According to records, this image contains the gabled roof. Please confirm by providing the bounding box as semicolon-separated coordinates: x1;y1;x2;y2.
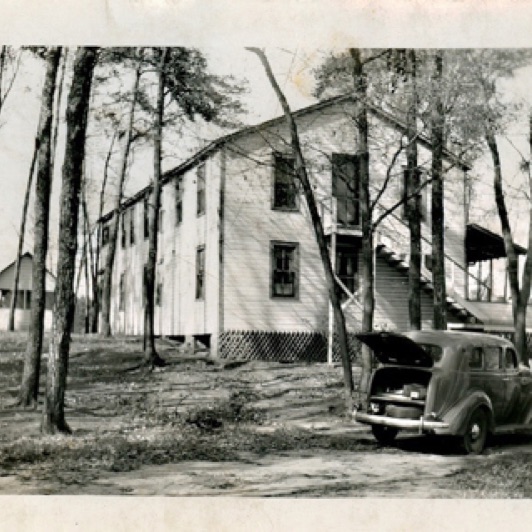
100;93;471;223
0;252;33;278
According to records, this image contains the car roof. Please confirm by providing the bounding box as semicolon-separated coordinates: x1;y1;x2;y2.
402;330;514;349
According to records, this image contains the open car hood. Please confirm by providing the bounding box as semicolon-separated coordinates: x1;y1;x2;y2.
356;332;434;368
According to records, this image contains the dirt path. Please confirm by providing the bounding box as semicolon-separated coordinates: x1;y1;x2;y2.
2;337;532;497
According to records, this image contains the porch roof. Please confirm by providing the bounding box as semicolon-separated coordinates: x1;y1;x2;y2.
466;223;527;263
453;298;532;333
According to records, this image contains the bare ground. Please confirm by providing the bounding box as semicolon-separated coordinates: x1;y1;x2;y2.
1;333;532;497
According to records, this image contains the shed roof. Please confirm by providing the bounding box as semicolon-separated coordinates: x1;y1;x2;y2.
466;223;527;263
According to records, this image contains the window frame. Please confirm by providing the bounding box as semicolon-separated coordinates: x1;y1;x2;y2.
129;205;135;245
504;347;519;372
175;177;183;225
101;224;110;247
155;282;163;307
119;273;125;311
335;244;359;301
158;209;164;233
331;153;359;226
196;245;206;300
402;167;428;221
197;163;206;217
484;346;502;372
270;241;300;299
272;153;299;212
120;211;127;249
143;195;149;240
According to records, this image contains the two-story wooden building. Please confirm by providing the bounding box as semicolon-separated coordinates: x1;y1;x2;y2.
98;94;529;361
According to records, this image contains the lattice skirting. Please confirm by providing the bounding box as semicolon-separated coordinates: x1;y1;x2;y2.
218;330;361;362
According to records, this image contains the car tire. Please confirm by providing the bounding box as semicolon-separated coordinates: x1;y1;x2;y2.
462;408;489;455
371;425;399;445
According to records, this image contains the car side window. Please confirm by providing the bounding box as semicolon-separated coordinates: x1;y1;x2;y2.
469;347;483;370
504;348;519;371
484;346;502;371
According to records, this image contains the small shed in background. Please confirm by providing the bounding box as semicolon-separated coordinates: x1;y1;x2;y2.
0;252;55;331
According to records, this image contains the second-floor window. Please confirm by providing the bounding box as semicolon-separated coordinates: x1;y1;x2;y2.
273;154;298;210
402;168;428;221
332;154;359;226
197;164;206;216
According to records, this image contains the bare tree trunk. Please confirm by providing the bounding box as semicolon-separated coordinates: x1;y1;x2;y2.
8;149;37;331
50;48;67;180
18;47;62;407
92;132;117;333
0;46;6;112
431;50;447;330
406;49;422;331
486;123;532;366
0;46;21;116
42;47;98;434
248;47;354;408
144;48;168;368
100;58;142;338
80;183;94;334
7;49;56;332
350;48;374;406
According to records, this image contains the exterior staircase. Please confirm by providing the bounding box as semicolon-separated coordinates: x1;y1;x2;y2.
375;242;476;324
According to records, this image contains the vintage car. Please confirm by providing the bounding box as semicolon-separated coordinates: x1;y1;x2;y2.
353;330;532;454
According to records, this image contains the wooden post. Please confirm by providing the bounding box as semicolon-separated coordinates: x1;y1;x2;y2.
327;197;337;365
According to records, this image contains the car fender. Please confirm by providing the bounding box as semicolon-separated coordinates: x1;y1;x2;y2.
440;391;494;436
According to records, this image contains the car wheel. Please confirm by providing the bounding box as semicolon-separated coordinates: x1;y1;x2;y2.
462;408;488;455
371;425;399;445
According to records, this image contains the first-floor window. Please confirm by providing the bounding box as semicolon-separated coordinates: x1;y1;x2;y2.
121;211;127;248
271;242;299;298
0;290;11;308
196;246;205;300
175;178;183;224
156;282;163;307
142;264;148;307
336;245;358;300
101;224;110;247
129;205;135;245
143;195;149;239
119;273;125;311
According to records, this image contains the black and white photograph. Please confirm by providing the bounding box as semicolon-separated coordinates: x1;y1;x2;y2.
2;1;532;530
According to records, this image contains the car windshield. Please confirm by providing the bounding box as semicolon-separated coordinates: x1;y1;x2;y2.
418;343;444;365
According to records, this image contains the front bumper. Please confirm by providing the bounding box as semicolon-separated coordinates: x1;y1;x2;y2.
354;411;450;434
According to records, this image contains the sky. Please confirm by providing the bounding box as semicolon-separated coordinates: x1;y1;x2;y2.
0;47;320;273
2;47;532;277
1;5;532;276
